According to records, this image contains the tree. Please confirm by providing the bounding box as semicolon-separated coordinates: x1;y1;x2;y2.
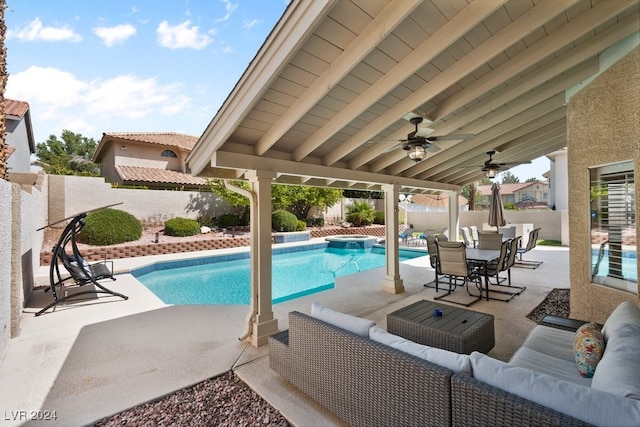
500;171;519;184
208;180;342;220
462;182;478;210
525;177;538;182
36;130;100;176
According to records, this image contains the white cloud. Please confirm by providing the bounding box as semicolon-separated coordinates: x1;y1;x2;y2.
243;19;259;29
93;24;137;47
217;0;239;23
156;20;212;50
7;18;82;42
6;66;191;139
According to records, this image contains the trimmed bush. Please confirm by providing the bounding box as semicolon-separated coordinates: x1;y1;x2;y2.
79;208;142;246
296;220;307;231
164;217;201;237
373;210;385;225
272;209;298;232
217;214;239;228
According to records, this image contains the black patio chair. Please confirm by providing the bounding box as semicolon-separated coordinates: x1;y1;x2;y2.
36;212;128;316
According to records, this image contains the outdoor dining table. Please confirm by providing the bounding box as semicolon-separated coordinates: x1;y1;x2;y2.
464;248;501;301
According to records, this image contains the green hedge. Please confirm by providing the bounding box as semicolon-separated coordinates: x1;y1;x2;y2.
272;209;298;232
164;217;201;237
79;208;142;246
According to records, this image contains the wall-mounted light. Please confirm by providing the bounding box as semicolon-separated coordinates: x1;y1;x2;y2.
121;145;127;150
403;142;428;162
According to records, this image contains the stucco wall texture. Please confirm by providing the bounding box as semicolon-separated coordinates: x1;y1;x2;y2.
568;46;640;322
0;179;12;358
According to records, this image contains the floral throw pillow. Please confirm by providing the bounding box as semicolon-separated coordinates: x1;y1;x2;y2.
573;322;605;378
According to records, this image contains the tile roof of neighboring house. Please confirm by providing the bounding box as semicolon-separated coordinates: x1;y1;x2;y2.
4;99;29;118
103;132;199;151
116;165;208;186
478;181;547;196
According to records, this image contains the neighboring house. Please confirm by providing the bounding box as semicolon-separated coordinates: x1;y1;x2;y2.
92;132;208;190
478;181;549;208
4;99;36;173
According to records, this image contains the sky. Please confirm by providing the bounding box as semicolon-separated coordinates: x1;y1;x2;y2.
4;0;289;142
4;0;550;181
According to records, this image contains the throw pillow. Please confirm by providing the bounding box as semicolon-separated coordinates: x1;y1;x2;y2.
573;322;605;378
310;301;374;337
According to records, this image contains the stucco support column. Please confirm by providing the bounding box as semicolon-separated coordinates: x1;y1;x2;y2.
381;184;404;294
446;189;460;242
245;170;278;346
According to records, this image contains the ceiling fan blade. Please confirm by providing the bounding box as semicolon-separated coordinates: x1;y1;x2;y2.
429;134;474;141
426;143;440;153
500;161;532;166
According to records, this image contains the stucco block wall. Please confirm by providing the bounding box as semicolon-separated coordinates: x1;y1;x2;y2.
0;180;12;358
48;175;232;226
568;46;640;322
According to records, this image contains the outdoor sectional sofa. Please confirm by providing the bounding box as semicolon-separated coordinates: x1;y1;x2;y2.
269;301;640;427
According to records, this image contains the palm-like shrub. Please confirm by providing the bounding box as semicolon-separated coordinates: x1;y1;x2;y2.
79;208;142;246
346;201;375;227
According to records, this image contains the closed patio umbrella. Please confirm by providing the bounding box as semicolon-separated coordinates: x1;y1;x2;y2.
488;182;506;232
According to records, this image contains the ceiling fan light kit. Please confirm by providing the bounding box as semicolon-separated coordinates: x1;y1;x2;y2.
484;167;498;178
404;142;428;162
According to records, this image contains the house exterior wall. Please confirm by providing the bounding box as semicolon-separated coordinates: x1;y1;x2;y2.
568;45;640;322
514;182;548;204
5;117;32;173
48;175;233;226
99;141;186;184
0;179;12;358
547;149;569;210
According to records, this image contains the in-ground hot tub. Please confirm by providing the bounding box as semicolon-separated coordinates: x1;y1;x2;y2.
325;235;379;249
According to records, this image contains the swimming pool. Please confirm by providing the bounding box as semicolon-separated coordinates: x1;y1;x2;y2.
591;249;637;282
132;243;425;305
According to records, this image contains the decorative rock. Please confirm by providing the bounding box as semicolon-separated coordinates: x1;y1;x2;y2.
200;226;212;234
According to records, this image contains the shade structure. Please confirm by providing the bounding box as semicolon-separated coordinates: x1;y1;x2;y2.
488;183;507;232
411;193;468;209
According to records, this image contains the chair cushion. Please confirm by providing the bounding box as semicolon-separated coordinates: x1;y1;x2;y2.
509;347;591;387
601;301;640;342
518;324;576;362
369;326;471;374
310;302;374;337
470;352;640;426
573;323;605;378
591;323;640;400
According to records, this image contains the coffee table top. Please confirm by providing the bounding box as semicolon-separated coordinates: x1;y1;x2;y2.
388;299;492;336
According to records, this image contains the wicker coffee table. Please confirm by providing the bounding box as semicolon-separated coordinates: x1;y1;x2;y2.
387;300;495;354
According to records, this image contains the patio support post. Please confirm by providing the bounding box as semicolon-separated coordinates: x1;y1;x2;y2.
246;170;279;347
381;184;404;294
447;190;460;242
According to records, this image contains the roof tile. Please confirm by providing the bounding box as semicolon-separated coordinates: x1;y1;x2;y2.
116;166;208;186
103;132;199;151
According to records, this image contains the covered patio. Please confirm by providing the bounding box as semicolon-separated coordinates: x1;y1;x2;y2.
186;0;639;346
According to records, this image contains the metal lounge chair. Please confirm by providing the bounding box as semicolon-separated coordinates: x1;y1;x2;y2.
398;226;415;245
36;212;128;316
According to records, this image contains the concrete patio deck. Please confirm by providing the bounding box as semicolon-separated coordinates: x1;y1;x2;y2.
0;241;569;426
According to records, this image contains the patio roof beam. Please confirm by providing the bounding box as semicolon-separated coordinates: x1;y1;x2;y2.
319;0;575;167
211;150;459;193
254;0;421;156
290;0;506;164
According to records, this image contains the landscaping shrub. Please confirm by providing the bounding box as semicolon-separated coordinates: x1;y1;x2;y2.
197;215;216;228
296;220;307;231
217;214;239;227
272;209;298;232
373;210;385;225
306;217;324;227
79;208;142;246
164;217;201;237
346;201;375;227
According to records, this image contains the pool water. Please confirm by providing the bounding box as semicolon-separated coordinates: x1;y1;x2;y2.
591;250;637;282
133;245;424;305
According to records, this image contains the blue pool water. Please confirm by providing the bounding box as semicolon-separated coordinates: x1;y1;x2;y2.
133;244;424;305
591;250;637;281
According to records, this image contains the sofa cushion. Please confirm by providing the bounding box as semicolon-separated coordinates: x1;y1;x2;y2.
519;324;577;362
509;347;591;387
369;326;471;374
310;302;374;337
573;323;605;378
470;352;640;426
591;323;640;400
601;301;640;342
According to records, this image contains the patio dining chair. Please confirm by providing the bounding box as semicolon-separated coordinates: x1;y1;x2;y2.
469;225;479;247
482;237;525;300
433;241;482;307
477;231;503;250
516;228;543;268
423;235;449;290
461;227;474;248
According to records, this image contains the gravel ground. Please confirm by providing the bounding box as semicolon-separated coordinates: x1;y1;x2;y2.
526;288;570;323
95;371;290;427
